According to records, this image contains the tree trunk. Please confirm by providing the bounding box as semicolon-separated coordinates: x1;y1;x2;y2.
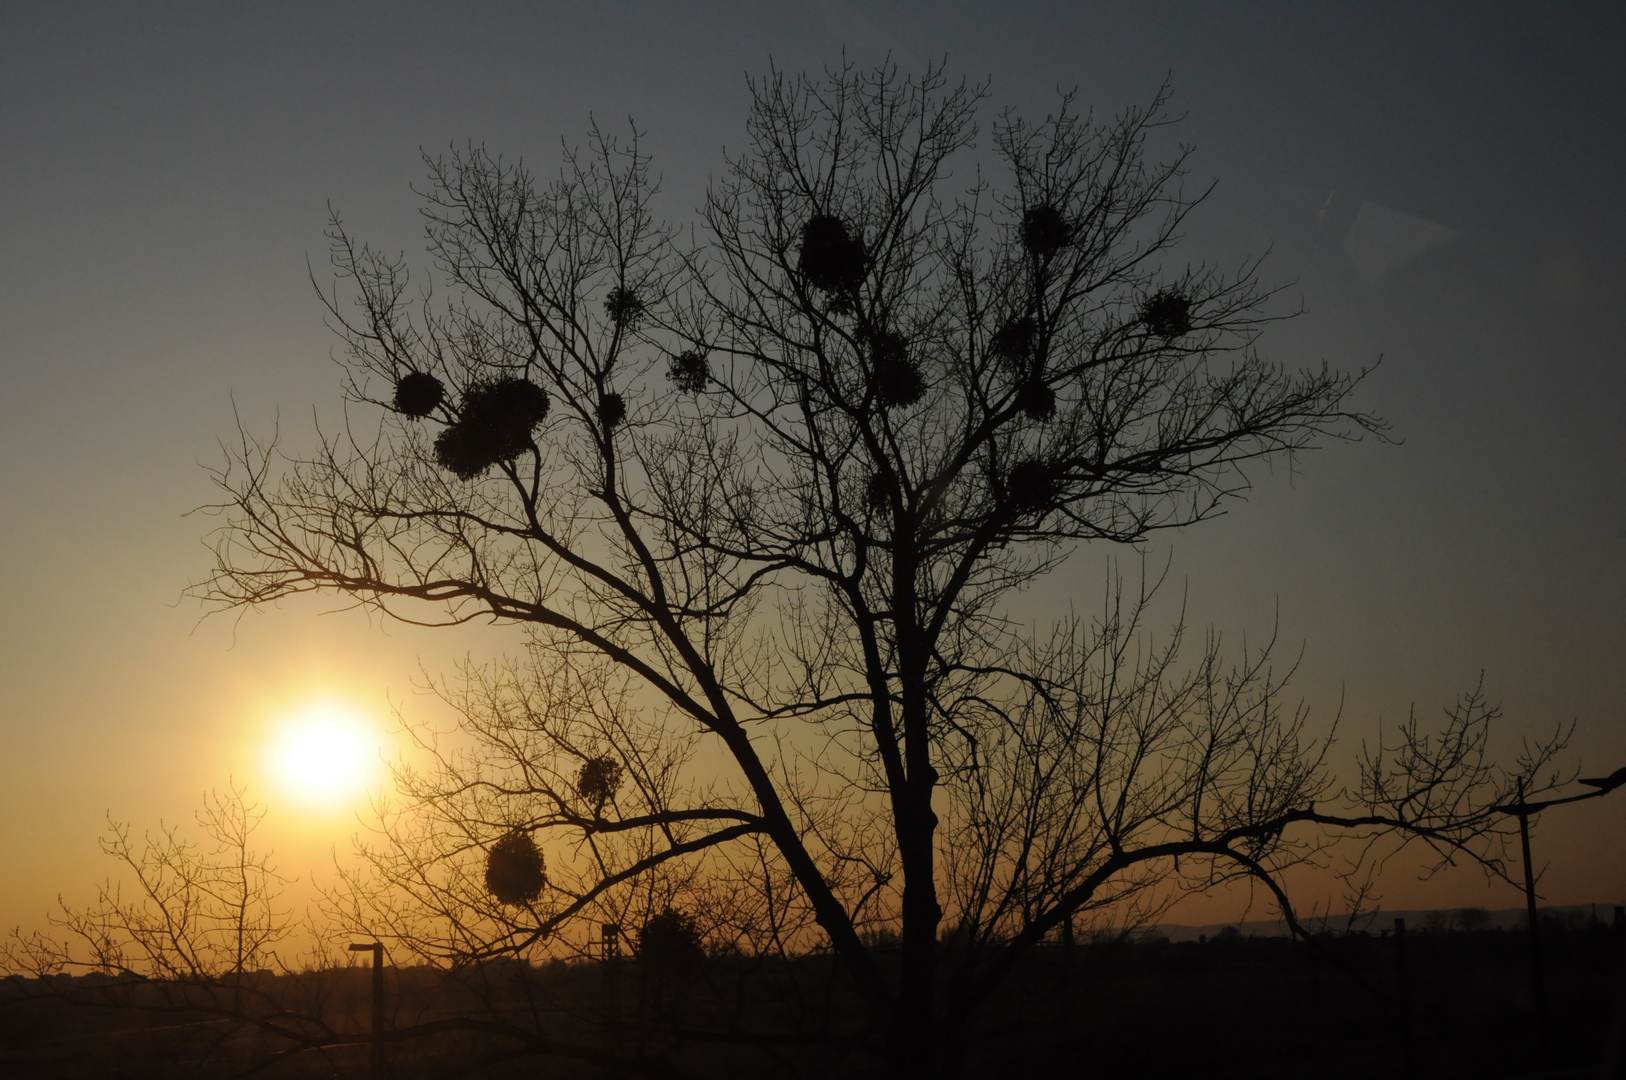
894;566;943;1080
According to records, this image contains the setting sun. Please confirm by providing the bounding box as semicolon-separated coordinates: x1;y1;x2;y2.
271;703;380;804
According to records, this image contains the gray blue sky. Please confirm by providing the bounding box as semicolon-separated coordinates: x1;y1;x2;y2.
2;1;1622;929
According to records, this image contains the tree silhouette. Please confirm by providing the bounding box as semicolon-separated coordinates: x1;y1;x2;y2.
6;787;294;985
1;788;355;1067
195;61;1563;1079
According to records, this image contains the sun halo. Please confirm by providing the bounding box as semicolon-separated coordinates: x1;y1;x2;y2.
271;703;380;805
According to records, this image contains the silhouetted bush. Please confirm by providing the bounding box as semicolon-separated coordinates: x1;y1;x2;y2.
485;830;546;905
667;349;709;393
1020;204;1070;257
1014;379;1056;420
1141;290;1193;338
604;286;643;327
1422;909;1456;934
1540;909;1587;933
575;755;623;808
639;907;705;981
799;214;866;293
869;330;924;409
393;371;445;418
989;316;1037;369
433;378;549;479
598;392;626;428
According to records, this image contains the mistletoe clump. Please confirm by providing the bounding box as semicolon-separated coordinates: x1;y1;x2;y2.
604;286;644;328
989;316;1037;370
1006;459;1059;510
576;755;624;808
485;830;546;905
1020;204;1071;257
1014;379;1056;421
865;472;891;515
433;378;549;479
869;330;924;410
393;371;445;418
597;392;626;429
1142;290;1194;338
667;350;709;394
799;214;866;294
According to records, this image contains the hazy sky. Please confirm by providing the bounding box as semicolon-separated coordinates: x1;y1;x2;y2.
3;1;1623;934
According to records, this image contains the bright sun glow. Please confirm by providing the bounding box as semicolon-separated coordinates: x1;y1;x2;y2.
272;703;378;804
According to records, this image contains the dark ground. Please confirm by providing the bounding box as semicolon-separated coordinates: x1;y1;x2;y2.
4;918;1623;1079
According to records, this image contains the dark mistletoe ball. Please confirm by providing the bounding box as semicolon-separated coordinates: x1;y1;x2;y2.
485;830;546;905
799;214;866;294
989;316;1037;369
604;286;644;328
433;377;549;479
598;392;627;429
1141;290;1193;338
1020;204;1071;257
1007;459;1059;510
1014;379;1056;421
667;350;709;394
576;755;624;807
865;472;891;514
869;330;924;410
393;371;445;418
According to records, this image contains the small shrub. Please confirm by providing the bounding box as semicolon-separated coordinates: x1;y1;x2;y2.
667;350;709;394
799;214;866;293
1020;204;1070;257
861;927;902;950
485;830;546;905
639;907;705;981
393;371;445;418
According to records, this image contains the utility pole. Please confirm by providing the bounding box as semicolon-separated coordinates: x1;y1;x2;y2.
1515;779;1549;1054
349;941;384;1078
601;924;620;1057
1487;764;1626;1060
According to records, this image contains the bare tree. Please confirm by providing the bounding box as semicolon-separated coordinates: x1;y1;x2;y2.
6;786;293;985
0;787;355;1069
192;61;1568;1078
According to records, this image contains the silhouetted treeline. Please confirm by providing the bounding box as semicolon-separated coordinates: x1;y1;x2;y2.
979;919;1625;1080
4;915;1624;1079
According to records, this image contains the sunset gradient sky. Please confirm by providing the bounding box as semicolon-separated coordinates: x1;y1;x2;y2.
2;1;1623;936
